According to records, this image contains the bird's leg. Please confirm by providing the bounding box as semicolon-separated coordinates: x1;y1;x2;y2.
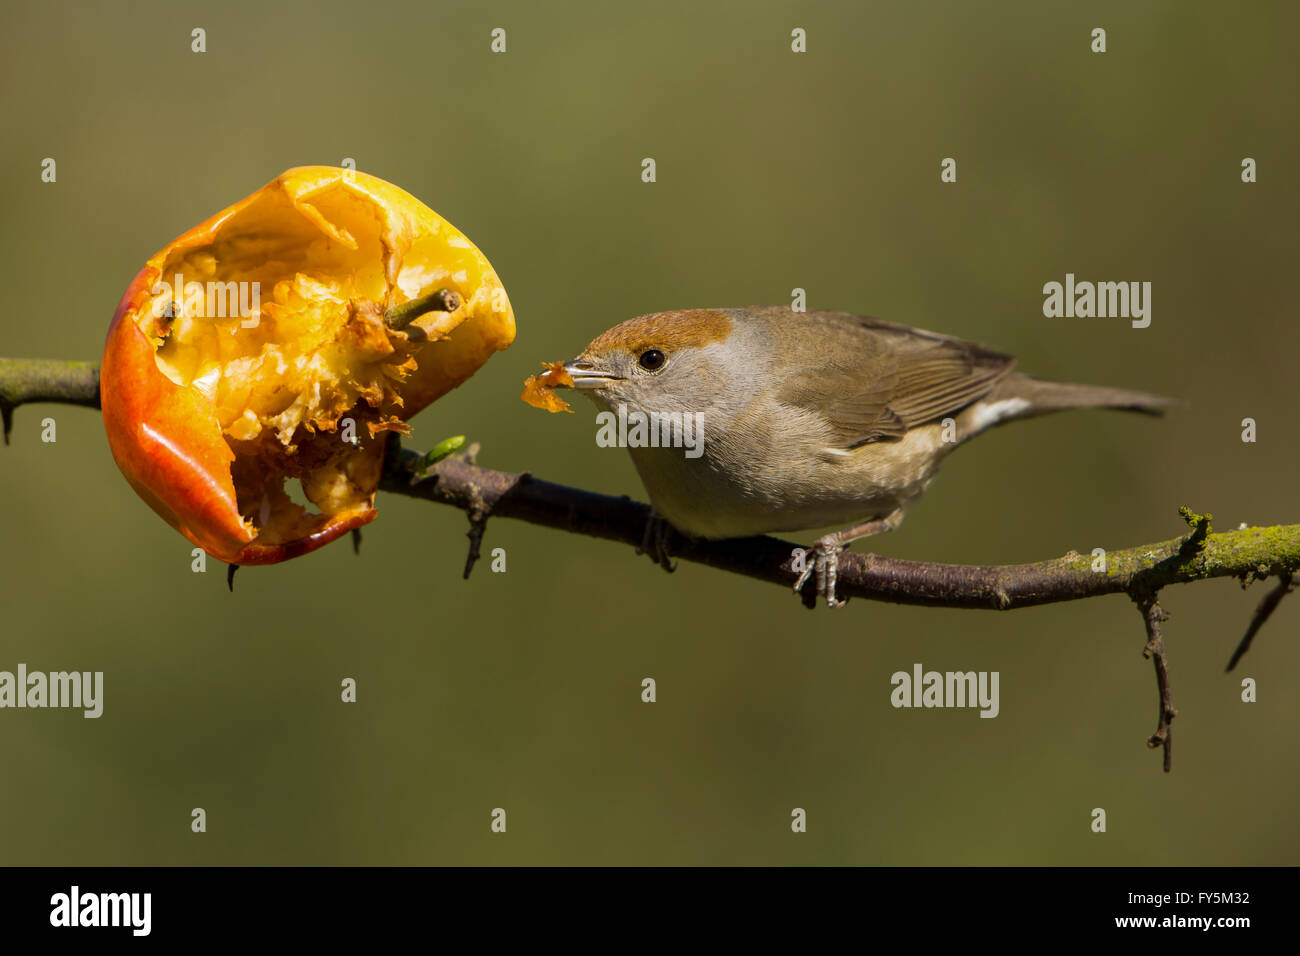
636;509;677;573
793;508;904;608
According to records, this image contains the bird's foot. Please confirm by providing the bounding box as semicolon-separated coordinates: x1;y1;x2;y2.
792;536;848;609
636;511;677;573
791;510;904;609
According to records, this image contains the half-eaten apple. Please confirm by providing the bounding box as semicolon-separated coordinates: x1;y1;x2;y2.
101;166;515;565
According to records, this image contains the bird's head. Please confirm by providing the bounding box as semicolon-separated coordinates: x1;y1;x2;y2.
563;309;743;418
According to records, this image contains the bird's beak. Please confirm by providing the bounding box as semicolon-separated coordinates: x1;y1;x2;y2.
563;358;622;390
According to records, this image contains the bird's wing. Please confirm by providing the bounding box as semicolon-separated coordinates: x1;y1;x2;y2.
776;316;1017;449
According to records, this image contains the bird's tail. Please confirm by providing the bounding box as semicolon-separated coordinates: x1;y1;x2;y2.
983;371;1177;423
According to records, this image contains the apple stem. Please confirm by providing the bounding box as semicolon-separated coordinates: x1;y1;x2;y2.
384;289;462;330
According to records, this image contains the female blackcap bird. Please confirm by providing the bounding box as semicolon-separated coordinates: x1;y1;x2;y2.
562;307;1173;607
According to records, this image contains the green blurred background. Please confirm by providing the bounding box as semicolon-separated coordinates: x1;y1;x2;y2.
1;0;1297;864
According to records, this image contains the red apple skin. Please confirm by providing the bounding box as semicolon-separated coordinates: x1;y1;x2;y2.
101;265;375;566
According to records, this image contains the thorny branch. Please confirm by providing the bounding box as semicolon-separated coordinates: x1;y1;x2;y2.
3;356;1298;772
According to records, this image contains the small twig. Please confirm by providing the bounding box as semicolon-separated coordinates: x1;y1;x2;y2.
383;289;461;331
398;437;495;579
1177;506;1212;553
457;456;495;579
1227;572;1298;671
1135;593;1176;772
0;359;100;444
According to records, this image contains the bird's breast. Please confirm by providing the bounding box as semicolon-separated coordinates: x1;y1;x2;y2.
623;419;950;539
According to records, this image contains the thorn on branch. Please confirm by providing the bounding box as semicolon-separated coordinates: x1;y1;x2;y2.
351;528;362;556
433;446;499;581
1135;593;1176;772
227;564;238;592
1;400;12;446
463;507;488;580
1226;572;1297;672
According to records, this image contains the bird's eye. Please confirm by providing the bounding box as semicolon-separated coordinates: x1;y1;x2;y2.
638;348;666;372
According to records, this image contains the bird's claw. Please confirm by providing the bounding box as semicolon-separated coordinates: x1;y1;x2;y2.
792;538;848;608
637;511;677;573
